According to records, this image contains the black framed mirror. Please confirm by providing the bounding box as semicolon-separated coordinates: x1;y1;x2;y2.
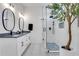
2;8;15;35
18;17;24;32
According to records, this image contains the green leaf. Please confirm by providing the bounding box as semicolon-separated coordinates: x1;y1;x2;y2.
75;5;79;15
47;3;60;10
52;4;60;10
48;3;79;22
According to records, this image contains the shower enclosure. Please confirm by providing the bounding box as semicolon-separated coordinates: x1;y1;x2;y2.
45;7;60;54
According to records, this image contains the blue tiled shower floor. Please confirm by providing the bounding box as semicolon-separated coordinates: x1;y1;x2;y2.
47;43;59;51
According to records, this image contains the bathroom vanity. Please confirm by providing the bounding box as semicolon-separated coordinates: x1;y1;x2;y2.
0;31;31;56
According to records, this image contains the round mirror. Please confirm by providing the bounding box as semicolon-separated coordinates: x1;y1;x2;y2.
19;17;24;31
2;8;15;31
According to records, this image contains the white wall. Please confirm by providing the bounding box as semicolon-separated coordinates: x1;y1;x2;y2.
24;6;43;43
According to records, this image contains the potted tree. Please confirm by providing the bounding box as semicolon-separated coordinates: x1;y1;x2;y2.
47;3;79;50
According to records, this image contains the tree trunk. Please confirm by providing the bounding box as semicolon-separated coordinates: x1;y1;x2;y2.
65;22;72;50
61;21;72;50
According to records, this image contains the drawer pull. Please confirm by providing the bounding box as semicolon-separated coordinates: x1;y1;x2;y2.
21;42;24;47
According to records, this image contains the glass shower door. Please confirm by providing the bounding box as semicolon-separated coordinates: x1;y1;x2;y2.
46;8;59;54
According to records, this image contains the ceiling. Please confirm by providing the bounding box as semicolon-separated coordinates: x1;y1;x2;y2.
17;3;48;7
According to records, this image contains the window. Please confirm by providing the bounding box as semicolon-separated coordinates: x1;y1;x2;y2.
59;22;64;29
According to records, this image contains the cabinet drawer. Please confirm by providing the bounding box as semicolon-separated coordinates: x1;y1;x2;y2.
17;35;31;56
17;36;26;55
17;41;23;55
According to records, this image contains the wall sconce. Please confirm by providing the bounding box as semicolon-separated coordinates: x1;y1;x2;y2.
3;3;15;11
19;13;24;18
9;3;14;8
19;13;27;21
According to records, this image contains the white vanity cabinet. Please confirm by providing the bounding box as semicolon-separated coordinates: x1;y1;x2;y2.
17;34;31;56
0;33;31;56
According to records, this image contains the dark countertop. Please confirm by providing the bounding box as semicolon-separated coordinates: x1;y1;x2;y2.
0;31;31;38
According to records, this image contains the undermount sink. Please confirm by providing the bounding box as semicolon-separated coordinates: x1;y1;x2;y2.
12;34;20;37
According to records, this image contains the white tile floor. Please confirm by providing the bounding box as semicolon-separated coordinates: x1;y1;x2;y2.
60;48;78;56
23;39;60;56
23;32;79;56
23;40;45;56
23;39;79;56
23;39;78;56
